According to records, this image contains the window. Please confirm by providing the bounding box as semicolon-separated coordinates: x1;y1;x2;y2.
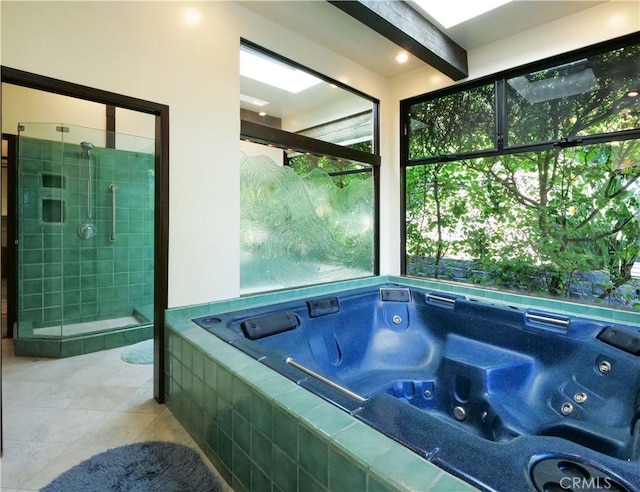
240;42;380;294
506;44;640;147
402;35;640;311
406;83;496;160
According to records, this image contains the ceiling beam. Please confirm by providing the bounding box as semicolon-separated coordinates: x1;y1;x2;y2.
327;0;468;81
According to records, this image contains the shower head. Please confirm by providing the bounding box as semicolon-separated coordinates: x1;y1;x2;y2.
81;141;94;157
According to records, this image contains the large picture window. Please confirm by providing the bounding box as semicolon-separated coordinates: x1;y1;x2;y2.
402;34;640;311
239;42;380;294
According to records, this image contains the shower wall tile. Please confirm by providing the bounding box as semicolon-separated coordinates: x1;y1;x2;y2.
42;263;62;278
22;234;43;249
98;301;115;316
22;249;44;265
97;262;114;275
44;249;62;263
18;137;155;334
43;277;61;293
63;262;80;276
43;307;62;323
23;294;43;310
43;292;62;306
23;264;43;279
82;289;98;303
64;290;81;305
22;279;43;295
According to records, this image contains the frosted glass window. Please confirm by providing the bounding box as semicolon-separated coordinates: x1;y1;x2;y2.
240;145;374;294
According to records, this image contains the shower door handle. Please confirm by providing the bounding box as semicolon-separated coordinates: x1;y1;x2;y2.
108;184;117;242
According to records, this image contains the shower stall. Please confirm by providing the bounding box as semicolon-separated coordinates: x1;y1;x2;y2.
14;123;155;356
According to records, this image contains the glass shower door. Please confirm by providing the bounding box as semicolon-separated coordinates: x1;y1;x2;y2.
17;123;155;340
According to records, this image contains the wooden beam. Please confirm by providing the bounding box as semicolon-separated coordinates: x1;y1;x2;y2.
328;0;468;81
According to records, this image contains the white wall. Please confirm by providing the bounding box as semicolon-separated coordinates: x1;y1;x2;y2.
2;84;156;151
2;84;107;145
468;1;640;80
115;108;155;149
2;84;104;134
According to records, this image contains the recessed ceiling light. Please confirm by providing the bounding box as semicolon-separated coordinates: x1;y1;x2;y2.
412;0;512;28
394;52;410;64
259;112;267;117
626;90;639;98
240;46;322;93
183;8;202;26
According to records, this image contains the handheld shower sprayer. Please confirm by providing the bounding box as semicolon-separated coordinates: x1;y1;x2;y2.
81;141;94;221
81;141;94;158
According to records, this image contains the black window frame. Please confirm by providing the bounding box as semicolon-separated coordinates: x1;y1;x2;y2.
240;41;382;286
400;30;640;275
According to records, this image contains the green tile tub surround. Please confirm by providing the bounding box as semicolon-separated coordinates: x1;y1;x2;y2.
164;275;640;492
390;275;639;326
164;306;480;492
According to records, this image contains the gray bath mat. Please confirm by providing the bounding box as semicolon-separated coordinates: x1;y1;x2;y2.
40;441;225;492
121;339;153;365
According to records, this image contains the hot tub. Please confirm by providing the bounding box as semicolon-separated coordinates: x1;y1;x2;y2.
193;283;640;491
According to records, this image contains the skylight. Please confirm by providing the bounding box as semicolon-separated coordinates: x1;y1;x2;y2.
507;59;600;103
240;46;322;94
412;0;512;28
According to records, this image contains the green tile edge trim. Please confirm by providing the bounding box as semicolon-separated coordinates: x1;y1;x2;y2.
165;311;480;492
391;275;639;325
13;323;153;358
165;275;389;323
168;275;637;327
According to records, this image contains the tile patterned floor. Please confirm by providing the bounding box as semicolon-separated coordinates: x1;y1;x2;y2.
0;339;232;491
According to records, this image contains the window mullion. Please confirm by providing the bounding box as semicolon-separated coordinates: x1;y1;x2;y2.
495;79;506;150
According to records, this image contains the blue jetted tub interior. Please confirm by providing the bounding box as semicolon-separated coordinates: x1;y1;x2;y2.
193;283;640;492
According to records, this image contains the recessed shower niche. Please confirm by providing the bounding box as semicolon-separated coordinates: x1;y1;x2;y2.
15;123;155;354
41;198;65;224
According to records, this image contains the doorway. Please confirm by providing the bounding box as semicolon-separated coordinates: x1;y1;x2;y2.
1;135;15;340
1;67;169;406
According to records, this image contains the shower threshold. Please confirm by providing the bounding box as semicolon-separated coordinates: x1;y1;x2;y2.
32;315;145;337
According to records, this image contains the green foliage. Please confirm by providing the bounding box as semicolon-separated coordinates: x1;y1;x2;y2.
507;44;640;145
241;153;374;291
288;153;371;189
408;84;495;160
405;43;640;308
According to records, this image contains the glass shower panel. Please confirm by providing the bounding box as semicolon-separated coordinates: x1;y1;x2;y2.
17;123;65;338
17;123;154;339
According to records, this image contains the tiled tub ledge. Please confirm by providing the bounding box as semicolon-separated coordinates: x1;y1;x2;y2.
164;291;479;492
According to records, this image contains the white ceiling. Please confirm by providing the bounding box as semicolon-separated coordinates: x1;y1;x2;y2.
238;1;606;79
